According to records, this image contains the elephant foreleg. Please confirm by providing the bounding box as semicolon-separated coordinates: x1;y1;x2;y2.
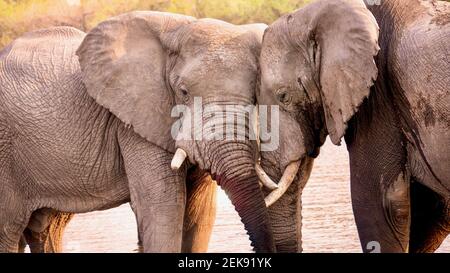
346;110;413;252
129;201;144;253
18;236;27;253
182;168;217;253
350;166;411;253
346;93;413;253
409;181;450;253
119;131;187;253
0;181;31;252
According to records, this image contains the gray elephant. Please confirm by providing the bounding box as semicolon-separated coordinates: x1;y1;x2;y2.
0;11;275;252
257;0;449;252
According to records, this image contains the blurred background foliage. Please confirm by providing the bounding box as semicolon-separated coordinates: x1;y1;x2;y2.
1;0;449;48
0;0;311;48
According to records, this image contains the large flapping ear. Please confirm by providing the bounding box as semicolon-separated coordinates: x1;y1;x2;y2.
76;11;195;152
290;0;380;145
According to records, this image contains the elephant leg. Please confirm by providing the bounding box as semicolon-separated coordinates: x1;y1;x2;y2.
347;115;412;252
182;168;217;253
409;181;450;253
0;198;31;252
0;167;31;251
18;236;27;253
346;94;413;253
119;133;187;253
24;209;73;253
129;201;144;253
350;168;411;253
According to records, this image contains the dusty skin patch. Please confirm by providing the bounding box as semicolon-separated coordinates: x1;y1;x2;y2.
417;95;436;127
429;0;450;26
431;12;450;26
415;93;450;128
384;172;411;241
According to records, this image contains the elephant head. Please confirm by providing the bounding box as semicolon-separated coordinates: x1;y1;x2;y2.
76;11;274;252
256;0;379;251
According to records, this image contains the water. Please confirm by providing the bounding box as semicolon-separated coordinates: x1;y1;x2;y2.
62;139;450;253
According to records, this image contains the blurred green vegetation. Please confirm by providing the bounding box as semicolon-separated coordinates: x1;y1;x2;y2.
0;0;310;48
1;0;449;48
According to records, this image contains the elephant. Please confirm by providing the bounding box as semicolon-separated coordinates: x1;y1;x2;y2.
257;0;450;252
0;11;275;252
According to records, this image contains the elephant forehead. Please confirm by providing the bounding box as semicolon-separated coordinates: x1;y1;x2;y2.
261;35;290;67
188;44;258;75
186;21;256;51
203;47;256;71
260;50;289;87
260;43;298;89
179;21;260;75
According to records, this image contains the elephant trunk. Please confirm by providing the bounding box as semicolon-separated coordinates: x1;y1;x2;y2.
173;102;275;252
212;141;275;253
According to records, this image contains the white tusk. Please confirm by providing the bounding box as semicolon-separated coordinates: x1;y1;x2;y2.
264;160;302;207
255;163;279;190
171;148;187;170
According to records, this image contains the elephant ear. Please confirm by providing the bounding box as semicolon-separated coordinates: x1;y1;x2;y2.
76;11;195;152
293;0;380;145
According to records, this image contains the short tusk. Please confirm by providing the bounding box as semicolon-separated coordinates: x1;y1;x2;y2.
171;148;187;170
255;163;279;190
265;160;301;207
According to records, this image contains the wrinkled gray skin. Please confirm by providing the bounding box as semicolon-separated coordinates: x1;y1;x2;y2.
259;0;449;252
0;11;275;252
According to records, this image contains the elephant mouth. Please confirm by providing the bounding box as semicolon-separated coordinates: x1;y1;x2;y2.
171;148;312;208
170;143;276;252
256;157;314;207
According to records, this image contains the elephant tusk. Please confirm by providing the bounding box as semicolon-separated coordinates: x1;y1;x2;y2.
255;163;279;190
264;160;301;207
171;148;187;171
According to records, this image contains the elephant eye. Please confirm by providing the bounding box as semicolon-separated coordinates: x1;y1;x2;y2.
277;90;292;106
180;87;188;96
179;86;190;102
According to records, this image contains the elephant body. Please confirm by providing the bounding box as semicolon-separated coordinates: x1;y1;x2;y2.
349;0;450;253
258;0;449;253
0;11;274;252
0;28;131;214
0;27;151;252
